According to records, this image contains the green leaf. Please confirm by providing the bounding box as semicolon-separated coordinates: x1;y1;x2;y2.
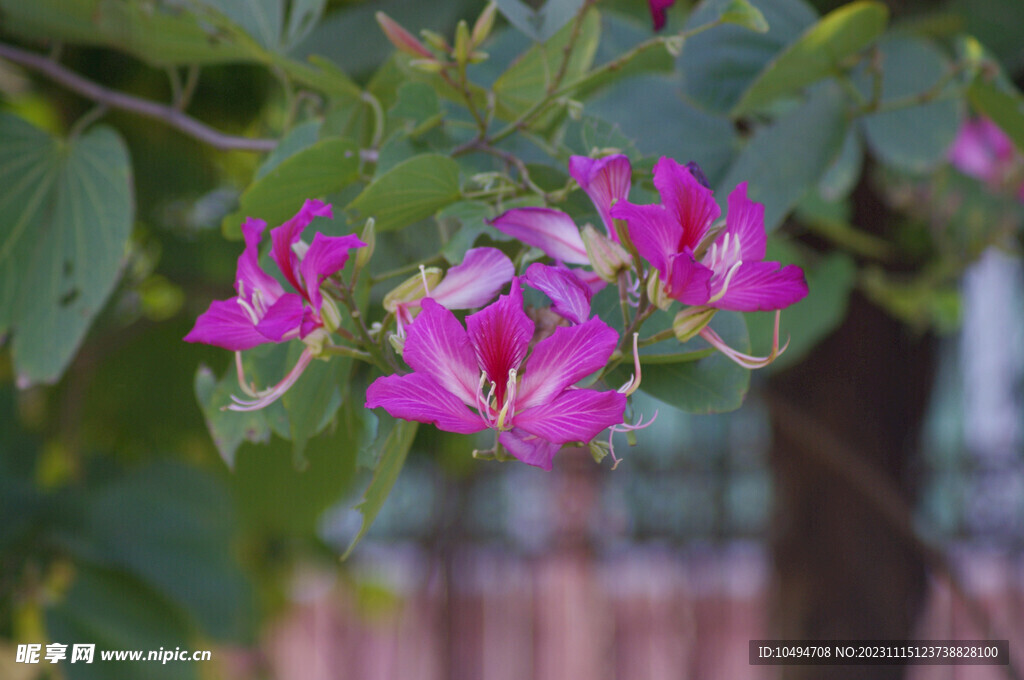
200;0;283;51
493;9;601;121
619;312;751;414
346;154;461;231
46;566;196;680
222;137;359;238
343;419;418;558
0;0;252;65
283;0;327;51
720;0;770;33
747;250;857;371
281;344;346;464
818;127;864;201
858;37;963;173
716;82;849;231
437;200;496;263
255;119;322;180
0;115;133;385
968;77;1024;155
733;1;888;116
194;365;273;468
389;82;443;137
71;462;254;642
681;0;818;116
496;0;586;42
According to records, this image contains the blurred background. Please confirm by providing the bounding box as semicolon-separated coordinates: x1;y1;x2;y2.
1;0;1023;679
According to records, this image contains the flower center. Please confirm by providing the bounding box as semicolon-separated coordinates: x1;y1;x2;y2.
706;233;743;304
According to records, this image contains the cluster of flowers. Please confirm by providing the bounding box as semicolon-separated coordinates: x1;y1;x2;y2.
186;155;808;469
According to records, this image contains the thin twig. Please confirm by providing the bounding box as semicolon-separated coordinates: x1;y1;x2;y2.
0;42;276;152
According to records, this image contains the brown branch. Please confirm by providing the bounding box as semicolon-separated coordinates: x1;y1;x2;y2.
0;42;276;152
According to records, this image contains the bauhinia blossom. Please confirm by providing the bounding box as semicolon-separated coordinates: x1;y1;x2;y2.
611;157;807;312
649;0;677;31
948;117;1024;200
490;154;633;284
365;281;626;470
184;199;365;410
611;157;807;368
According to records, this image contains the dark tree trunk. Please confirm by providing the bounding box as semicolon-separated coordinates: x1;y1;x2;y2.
765;287;937;679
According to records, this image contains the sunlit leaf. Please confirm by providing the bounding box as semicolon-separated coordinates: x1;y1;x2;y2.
0;115;133;385
733;1;888;116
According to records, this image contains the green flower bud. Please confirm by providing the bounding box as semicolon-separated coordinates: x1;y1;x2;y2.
673;306;716;343
471;2;498;47
581;224;632;283
647;274;673;311
383;267;443;313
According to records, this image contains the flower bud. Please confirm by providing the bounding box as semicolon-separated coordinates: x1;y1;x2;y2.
355;217;376;271
303;327;330;357
420;29;451;54
376;12;435;59
647;274;673;311
409;59;445;74
472;2;498;47
320;296;343;333
383;267;443;313
664;35;685;57
454;20;471;67
581;224;632;283
388;332;406;357
673;306;716;343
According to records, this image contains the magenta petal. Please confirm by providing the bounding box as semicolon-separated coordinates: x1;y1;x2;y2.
298;232;366;309
489;207;589;265
710;261;808;312
522;263;593;324
652;156;719;249
667;252;714;304
465;281;534;405
517;317;619;410
612;202;681;278
514;389;626;444
366;373;487;435
499;429;561;470
270;199;333;295
430;247;515;310
255;293;306;341
648;0;676;30
184;299;271;351
569;154;632;238
237;217;284;303
403;299;480;406
722;182;767;261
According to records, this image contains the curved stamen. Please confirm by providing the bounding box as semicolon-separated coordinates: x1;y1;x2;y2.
607;410;659;470
226;348;315;411
707;260;742;304
496;368;518;431
617;333;642;396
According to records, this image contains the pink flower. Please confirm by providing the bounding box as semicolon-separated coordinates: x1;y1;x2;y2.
366;281;626;470
611;157;807;312
185;200;365;410
949;117;1024;199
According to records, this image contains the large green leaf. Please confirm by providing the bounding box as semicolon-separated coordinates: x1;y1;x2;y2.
343;419;418;558
716;82;849;231
492;9;601;121
0;115;133;386
618;311;751;414
346;153;461;231
281;344;346;463
0;0;252;65
733;1;888;116
194;364;275;468
222;137;360;238
680;0;818;116
46;566;196;680
858;37;963;173
68;462;254;642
